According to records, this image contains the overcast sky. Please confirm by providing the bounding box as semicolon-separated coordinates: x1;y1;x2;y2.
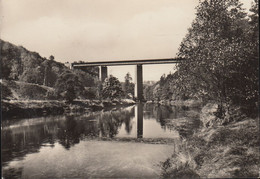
0;0;253;81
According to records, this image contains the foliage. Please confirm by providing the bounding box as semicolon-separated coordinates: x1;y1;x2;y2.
150;74;175;101
143;85;154;101
74;66;99;77
152;84;162;101
73;69;97;87
170;0;259;117
102;75;123;100
122;72;134;98
84;87;97;99
145;0;258;112
55;70;85;103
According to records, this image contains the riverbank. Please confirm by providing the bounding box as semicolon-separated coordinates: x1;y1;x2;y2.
160;103;259;178
191;118;258;178
147;99;202;108
2;99;136;120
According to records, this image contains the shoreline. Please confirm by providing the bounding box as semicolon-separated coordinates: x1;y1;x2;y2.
160;103;259;178
2;99;202;120
2;99;136;120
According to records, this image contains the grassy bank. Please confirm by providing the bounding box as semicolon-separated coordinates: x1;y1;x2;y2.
189;118;259;178
160;103;259;178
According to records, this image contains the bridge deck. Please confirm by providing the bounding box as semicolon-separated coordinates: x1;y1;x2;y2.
72;58;183;67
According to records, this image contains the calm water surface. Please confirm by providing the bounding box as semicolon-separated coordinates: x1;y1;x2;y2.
2;103;201;178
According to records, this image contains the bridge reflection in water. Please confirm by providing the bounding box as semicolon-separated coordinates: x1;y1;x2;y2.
136;103;143;138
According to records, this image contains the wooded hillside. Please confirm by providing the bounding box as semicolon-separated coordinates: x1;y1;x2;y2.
1;39;99;101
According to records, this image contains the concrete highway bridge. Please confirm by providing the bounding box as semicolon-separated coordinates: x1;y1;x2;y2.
71;58;183;101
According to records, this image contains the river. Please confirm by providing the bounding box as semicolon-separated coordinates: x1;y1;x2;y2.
2;103;201;178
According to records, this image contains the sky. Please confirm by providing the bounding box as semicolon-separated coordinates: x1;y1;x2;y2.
0;0;253;81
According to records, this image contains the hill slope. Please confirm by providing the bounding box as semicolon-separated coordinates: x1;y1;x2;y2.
1;39;99;100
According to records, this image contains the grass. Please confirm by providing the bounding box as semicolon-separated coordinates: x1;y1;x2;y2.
160;105;259;178
161;160;200;179
190;118;259;178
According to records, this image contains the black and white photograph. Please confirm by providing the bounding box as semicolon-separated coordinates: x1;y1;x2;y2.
1;0;259;178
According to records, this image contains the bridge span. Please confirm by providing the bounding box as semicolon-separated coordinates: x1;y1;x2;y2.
71;58;183;101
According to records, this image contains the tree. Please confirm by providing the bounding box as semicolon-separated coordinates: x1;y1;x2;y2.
175;0;257;117
123;72;134;98
102;75;123;100
73;69;96;87
153;84;162;101
143;85;154;101
49;55;55;61
55;70;85;103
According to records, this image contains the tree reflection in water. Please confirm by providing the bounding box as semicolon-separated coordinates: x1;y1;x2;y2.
98;107;135;138
50;107;135;149
57;116;81;149
2;104;198;160
2;104;202;179
143;103;173;128
1;107;136;173
143;103;201;139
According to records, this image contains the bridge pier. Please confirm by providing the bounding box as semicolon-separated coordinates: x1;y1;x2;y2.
135;64;144;101
99;66;108;82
